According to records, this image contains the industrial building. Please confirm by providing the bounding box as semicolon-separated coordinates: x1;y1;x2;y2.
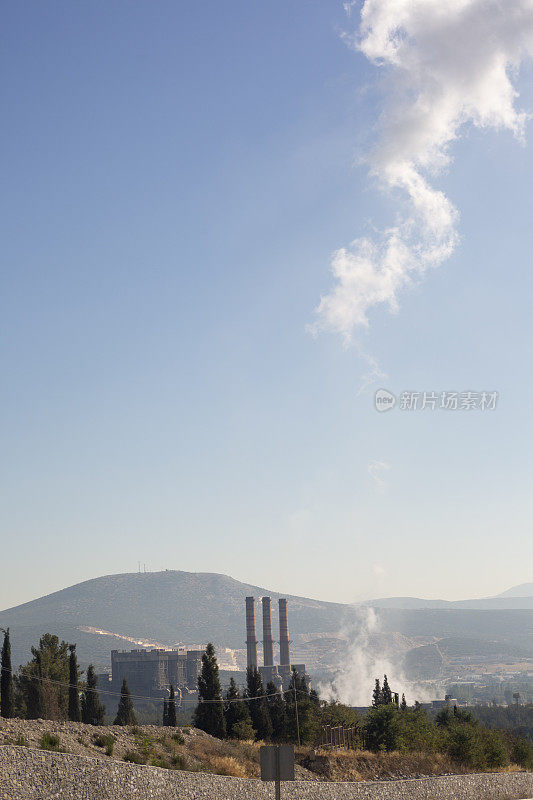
245;595;309;689
98;647;203;703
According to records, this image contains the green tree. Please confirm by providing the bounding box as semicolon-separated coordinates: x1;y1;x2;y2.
68;645;81;722
481;728;508;769
381;674;393;705
193;643;225;738
167;685;177;727
114;678;137;726
266;680;287;741
372;678;382;708
445;722;482;767
320;700;361;728
81;664;105;725
16;634;69;720
224;677;253;739
1;628;14;718
511;737;533;769
284;670;317;745
365;705;401;751
246;667;272;741
397;705;437;752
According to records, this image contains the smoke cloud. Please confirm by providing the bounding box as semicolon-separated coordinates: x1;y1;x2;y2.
318;606;435;705
313;0;533;340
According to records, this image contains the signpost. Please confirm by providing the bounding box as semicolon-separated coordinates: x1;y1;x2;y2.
260;744;295;800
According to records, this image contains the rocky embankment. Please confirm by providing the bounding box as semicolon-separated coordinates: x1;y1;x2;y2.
0;717;526;783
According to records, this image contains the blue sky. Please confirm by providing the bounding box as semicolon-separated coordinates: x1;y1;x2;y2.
2;0;532;609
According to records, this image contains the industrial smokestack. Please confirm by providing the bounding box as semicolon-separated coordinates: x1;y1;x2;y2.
278;598;290;667
262;596;274;667
245;596;258;669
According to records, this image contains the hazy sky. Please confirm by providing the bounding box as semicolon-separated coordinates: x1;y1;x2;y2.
2;0;533;611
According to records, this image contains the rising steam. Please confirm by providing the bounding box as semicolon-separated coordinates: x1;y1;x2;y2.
313;0;533;340
318;606;435;705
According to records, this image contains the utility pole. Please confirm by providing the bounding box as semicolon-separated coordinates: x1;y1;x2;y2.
293;680;300;747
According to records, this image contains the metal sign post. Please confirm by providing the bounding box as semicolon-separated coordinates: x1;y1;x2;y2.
260;744;295;800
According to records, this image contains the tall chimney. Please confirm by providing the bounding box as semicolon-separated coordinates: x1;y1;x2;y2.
245;596;258;668
262;596;274;667
278;598;290;667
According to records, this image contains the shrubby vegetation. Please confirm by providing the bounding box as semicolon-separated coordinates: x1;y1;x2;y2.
194;645;533;771
2;630;532;773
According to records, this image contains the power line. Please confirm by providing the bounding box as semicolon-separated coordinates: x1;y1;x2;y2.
1;664;311;706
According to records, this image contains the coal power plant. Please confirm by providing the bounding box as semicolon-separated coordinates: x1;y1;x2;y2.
245;595;309;689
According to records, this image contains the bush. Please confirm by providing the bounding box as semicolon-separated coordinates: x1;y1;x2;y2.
445;724;481;767
134;731;154;762
397;707;438;752
231;719;255;741
123;749;146;764
480;729;508;769
365;706;401;752
93;733;115;756
511;738;533;769
4;734;29;747
40;732;62;752
170;753;187;770
150;754;170;768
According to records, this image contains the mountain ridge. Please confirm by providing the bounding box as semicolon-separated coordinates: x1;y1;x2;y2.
0;571;531;674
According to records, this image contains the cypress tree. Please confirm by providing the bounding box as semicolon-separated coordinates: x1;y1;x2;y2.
29;651;45;720
81;664;105;725
381;674;393;705
167;685;177;727
246;666;272;741
114;678;137;726
18;635;69;720
285;670;316;745
0;628;14;718
372;678;382;708
224;676;253;739
68;645;81;722
193;643;226;738
266;680;287;741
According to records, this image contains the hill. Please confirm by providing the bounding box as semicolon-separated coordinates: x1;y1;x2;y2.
0;571;531;679
364;583;533;610
0;570;347;669
495;583;533;598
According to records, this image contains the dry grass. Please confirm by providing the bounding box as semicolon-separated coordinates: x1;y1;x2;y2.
184;732;260;777
209;756;248;777
298;748;471;782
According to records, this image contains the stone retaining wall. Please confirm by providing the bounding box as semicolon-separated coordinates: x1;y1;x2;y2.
0;745;531;800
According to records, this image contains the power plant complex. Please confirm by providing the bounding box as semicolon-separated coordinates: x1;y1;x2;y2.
96;595;309;708
245;595;309;689
97;647;203;705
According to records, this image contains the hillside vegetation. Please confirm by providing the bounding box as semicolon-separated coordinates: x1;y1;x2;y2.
0;718;524;781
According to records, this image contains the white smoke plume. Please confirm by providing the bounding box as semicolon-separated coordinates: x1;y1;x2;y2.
318;606;436;706
314;0;533;340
